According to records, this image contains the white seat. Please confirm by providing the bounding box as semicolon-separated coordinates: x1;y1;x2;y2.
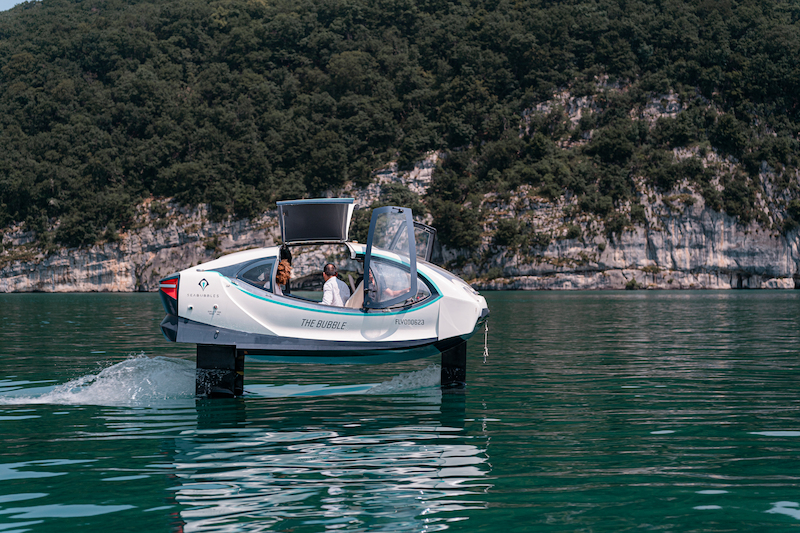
344;280;364;308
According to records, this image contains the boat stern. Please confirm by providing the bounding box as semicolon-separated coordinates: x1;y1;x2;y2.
159;274;180;342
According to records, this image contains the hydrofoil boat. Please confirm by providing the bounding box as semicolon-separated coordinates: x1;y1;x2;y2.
158;199;489;396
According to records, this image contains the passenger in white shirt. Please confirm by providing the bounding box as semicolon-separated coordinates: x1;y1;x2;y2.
321;263;351;306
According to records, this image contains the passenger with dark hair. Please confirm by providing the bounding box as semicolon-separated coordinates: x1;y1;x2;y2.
321;263;351;306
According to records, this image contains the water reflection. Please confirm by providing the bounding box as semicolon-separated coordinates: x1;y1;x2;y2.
160;392;489;532
0;390;490;532
0;348;491;532
8;291;800;530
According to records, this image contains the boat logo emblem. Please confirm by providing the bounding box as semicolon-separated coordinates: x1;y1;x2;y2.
198;278;209;291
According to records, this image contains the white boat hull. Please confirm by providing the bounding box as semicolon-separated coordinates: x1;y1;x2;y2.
158;200;489;396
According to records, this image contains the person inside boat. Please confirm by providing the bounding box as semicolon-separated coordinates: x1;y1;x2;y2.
361;267;405;305
321;263;351;306
274;259;291;296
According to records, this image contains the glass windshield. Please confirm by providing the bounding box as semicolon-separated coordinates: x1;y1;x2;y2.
367;261;411;306
238;260;275;292
363;206;417;309
371;210;410;257
414;226;433;260
414;275;432;302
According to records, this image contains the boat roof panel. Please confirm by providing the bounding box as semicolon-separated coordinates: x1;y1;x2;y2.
277;198;354;244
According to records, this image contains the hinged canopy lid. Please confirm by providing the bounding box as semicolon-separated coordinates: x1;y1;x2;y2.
277;198;354;244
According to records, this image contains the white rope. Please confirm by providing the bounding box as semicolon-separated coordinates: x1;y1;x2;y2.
482;320;489;364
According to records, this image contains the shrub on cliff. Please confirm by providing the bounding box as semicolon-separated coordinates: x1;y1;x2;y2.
429;199;482;250
494;219;521;247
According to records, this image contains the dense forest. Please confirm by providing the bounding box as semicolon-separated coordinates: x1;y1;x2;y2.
1;0;800;249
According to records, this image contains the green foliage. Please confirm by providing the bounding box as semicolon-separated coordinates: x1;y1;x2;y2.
204;235;221;252
630;203;647;225
587;123;636;165
565;224;582;240
783;199;800;233
348;209;371;244
56;214;99;248
429;199;482;250
485;267;503;280
1;0;800;248
712;114;750;160
103;222;121;243
604;213;630;241
721;174;757;223
375;183;425;214
528;231;551;250
787;200;800;222
494;218;520;247
349;183;426;243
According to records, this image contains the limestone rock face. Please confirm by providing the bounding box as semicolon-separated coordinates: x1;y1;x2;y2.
473;191;800;291
0;205;279;293
1;152;799;292
466;83;800;290
0;156;438;293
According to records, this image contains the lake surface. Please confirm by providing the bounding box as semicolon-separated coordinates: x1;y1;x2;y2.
2;291;800;532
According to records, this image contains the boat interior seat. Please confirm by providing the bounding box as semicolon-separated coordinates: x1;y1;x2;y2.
345;280;364;308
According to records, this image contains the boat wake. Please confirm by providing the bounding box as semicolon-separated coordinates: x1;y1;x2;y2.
0;356;442;406
0;354;196;407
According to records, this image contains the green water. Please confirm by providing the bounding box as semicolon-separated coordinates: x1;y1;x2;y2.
2;291;800;532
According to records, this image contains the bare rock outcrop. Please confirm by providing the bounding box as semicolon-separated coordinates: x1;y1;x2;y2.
0;203;279;292
0;155;438;293
1;146;798;291
472;184;800;291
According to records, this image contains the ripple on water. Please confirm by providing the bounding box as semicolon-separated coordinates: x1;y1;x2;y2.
1;291;800;531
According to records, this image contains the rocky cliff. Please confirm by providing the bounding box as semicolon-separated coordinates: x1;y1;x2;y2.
0;155;438;292
473;186;799;291
2;151;798;292
3;90;800;292
0;202;279;292
466;88;800;290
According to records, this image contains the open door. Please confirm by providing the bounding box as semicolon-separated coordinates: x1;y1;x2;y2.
277;198;354;244
363;206;417;309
